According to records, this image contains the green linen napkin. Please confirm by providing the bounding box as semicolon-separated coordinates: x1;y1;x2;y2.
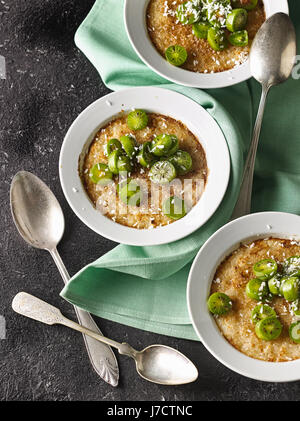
61;0;300;340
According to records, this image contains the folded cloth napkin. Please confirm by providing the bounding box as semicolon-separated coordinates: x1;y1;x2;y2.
61;0;300;340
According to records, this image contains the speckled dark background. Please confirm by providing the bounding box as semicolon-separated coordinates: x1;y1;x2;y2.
0;0;299;401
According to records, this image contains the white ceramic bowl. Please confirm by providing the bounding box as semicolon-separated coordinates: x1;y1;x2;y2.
124;0;289;89
187;212;300;382
59;87;230;246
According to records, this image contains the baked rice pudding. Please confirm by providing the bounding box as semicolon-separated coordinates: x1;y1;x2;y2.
80;110;208;229
147;0;266;73
208;238;300;362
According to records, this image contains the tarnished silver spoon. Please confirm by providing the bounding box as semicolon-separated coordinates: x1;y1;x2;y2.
12;292;198;385
232;13;296;218
10;171;119;386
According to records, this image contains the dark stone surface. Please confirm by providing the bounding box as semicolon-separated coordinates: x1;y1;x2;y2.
0;0;299;401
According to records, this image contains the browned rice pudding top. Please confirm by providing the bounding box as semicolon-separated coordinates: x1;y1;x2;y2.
81;112;208;229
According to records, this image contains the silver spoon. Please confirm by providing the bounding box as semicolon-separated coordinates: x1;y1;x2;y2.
12;292;198;385
10;171;119;386
231;13;296;219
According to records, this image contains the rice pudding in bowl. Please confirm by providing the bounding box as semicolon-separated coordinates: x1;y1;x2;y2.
124;0;289;88
146;0;266;73
209;238;300;362
187;212;300;382
81;111;208;229
59;87;230;245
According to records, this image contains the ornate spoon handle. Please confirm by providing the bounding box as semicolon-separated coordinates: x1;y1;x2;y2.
49;248;119;387
231;84;269;220
12;292;135;359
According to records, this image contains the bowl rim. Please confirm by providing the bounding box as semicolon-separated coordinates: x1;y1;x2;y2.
124;0;289;89
59;86;230;246
187;211;300;382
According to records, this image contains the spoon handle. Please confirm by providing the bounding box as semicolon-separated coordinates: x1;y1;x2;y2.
49;248;119;387
49;247;70;284
12;292;135;357
231;84;270;219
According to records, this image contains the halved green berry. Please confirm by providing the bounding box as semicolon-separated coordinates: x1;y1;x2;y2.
168;150;192;175
108;150;132;175
226;9;247;32
151;134;173;157
108;150;122;175
107;138;122;155
127;110;148;131
280;277;300;302
162;196;186;220
120;135;136;158
116;178;129;195
255;317;282;341
117;155;133;173
207;292;232;315
165;45;188;66
207;27;227;51
166;135;179;156
251;304;277;325
89;163;113;186
228;30;248;47
268;274;282;296
137;141;156;168
119;180;142;207
149;161;177;184
289;321;300;343
245;278;269;301
253;259;277;280
192;21;210;39
176;1;201;25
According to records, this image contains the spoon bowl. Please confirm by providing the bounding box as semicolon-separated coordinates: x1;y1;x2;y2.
10;171;120;385
250;12;296;87
10;171;64;250
135;345;198;385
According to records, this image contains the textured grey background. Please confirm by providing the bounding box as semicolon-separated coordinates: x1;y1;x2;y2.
1;0;300;401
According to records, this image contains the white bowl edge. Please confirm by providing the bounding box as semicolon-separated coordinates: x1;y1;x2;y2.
124;0;289;89
59;87;230;245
